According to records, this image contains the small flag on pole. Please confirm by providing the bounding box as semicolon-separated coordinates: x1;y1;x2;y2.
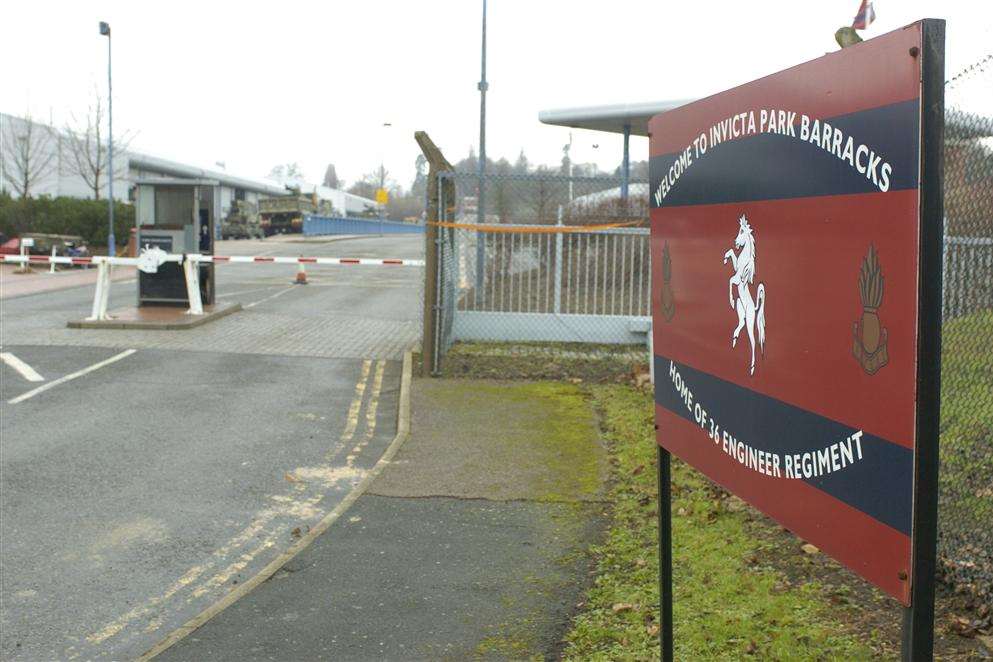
852;0;876;30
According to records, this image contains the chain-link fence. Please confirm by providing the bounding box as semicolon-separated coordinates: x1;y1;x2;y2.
937;53;993;613
428;172;650;373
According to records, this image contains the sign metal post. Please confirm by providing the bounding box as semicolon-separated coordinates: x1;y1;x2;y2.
657;445;674;662
901;18;944;662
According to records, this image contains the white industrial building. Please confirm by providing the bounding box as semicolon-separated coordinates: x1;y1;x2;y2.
0;112;376;219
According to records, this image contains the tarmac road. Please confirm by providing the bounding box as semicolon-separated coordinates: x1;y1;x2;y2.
0;234;423;660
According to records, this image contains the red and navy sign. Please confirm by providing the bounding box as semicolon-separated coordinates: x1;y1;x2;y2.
650;24;927;604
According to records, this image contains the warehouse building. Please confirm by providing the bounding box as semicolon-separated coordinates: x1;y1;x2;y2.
0;112;375;222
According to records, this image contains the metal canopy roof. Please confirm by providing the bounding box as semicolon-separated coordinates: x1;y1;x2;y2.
134;177;220;187
129;153;288;196
538;99;696;137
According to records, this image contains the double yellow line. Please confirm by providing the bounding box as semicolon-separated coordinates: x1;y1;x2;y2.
85;358;390;654
335;359;387;465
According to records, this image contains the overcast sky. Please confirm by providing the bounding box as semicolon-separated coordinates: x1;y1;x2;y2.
2;1;990;190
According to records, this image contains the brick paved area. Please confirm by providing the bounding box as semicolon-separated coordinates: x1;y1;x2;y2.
2;308;419;359
1;236;424;361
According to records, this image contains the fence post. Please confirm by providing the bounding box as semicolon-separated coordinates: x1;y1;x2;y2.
415;131;454;377
434;223;445;374
941;217;947;319
554;205;563;315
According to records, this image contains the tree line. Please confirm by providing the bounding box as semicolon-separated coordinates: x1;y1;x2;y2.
269;148;649;222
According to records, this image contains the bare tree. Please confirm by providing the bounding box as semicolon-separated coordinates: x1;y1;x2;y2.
268;162;305;183
63;92;133;200
348;166;393;200
523;165;560;223
371;164;389;191
1;112;57;198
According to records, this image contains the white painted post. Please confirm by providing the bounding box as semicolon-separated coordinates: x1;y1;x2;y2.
101;262;112;316
86;260;112;320
87;262;105;320
554;205;563;314
16;239;29;273
183;255;204;315
50;246;57;274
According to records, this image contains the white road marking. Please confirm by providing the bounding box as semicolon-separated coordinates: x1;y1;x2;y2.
8;349;136;404
243;285;298;309
215;286;282;300
0;352;44;382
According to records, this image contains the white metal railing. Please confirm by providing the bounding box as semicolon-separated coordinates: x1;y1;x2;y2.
438;223;651;345
452;225;650;317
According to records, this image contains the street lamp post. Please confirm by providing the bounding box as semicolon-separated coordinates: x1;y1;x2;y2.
99;21;115;257
475;0;488;299
564;132;573;203
380;122;391;235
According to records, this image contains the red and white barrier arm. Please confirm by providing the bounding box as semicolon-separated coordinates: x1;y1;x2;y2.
1;254;151;267
204;255;424;266
2;254;424;267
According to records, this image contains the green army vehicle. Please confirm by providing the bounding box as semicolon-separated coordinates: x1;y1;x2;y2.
258;191;337;236
221;200;264;240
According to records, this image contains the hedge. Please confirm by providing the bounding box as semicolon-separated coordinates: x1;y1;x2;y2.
0;192;135;248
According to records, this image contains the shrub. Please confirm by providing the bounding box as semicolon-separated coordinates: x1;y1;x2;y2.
0;192;135;247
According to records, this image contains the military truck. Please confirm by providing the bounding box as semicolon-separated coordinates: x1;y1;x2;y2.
258;191;336;236
221;200;263;240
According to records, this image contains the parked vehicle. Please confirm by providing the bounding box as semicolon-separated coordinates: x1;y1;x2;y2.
0;233;85;256
221;200;264;240
0;237;20;255
258;190;336;236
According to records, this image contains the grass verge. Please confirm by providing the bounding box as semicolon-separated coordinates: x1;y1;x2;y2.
562;385;874;661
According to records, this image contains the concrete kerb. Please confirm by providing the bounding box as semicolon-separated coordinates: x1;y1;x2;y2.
138;350;414;661
67;302;243;330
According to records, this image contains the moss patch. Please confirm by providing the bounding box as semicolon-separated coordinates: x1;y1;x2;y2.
373;379;607;503
437;341;646;384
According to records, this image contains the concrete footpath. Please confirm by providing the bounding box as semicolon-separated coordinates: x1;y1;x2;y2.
0;263;135;300
157;379;608;661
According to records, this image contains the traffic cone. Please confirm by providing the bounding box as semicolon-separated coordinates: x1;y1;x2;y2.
294;261;308;284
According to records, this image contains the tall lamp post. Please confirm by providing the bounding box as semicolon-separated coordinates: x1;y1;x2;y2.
99;21;115;257
475;0;488;298
380;122;391;234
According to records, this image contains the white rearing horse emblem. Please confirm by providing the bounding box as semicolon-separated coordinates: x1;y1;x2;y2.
723;215;767;375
